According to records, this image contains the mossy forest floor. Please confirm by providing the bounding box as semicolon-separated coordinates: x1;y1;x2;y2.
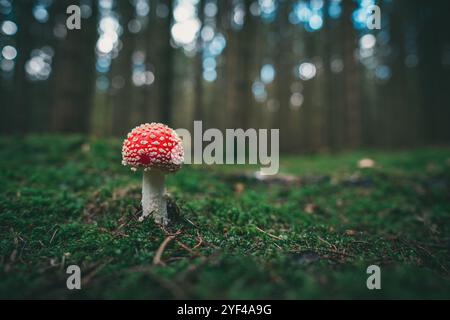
1;136;450;299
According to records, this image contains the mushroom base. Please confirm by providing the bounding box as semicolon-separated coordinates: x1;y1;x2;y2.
141;169;168;225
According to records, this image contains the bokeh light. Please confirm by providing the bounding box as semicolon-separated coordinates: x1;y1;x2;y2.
261;64;276;84
33;5;49;23
1;45;17;60
24;47;54;81
298;62;317;81
1;20;18;35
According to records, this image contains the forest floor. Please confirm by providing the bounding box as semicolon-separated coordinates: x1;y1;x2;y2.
0;135;450;299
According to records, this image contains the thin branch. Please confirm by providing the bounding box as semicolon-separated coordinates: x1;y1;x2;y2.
317;236;338;251
175;239;202;257
153;229;182;266
255;226;283;241
193;231;204;249
49;228;58;244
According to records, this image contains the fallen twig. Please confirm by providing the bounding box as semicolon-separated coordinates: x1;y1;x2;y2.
272;242;283;250
160;225;202;256
193;231;204;249
317;236;338;251
184;217;200;229
255;226;283;241
175;239;202;257
153;229;182;266
49;228;58;244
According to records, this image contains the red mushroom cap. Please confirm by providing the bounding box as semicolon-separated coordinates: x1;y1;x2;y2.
121;123;184;172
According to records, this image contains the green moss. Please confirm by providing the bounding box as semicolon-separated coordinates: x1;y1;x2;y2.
0;135;449;299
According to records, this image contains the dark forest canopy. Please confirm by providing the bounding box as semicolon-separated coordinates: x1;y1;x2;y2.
1;0;450;152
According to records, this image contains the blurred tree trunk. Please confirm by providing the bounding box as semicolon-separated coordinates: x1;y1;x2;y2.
360;65;379;147
342;0;362;148
51;1;98;133
417;0;450;143
224;0;239;129
0;72;13;133
251;19;267;130
212;0;232;131
11;0;34;133
300;33;314;153
144;0;174;125
193;0;205;123
324;6;344;151
109;0;135;136
225;0;255;129
310;28;328;152
159;0;175;125
388;1;410;147
274;0;294;152
142;2;157;122
401;1;424;146
435;0;450;142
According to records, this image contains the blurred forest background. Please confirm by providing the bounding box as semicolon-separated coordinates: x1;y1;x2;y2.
1;0;450;153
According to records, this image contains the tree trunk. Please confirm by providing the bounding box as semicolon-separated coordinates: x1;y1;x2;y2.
193;0;205;123
11;0;34;134
51;0;98;133
225;0;255;130
342;0;362;148
110;0;135;136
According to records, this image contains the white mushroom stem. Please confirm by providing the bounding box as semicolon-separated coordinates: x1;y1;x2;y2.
141;169;168;225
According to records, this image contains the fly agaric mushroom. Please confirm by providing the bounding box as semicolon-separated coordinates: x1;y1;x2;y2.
121;123;184;225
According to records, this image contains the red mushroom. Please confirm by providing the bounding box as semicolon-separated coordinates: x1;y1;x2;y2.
121;123;184;225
